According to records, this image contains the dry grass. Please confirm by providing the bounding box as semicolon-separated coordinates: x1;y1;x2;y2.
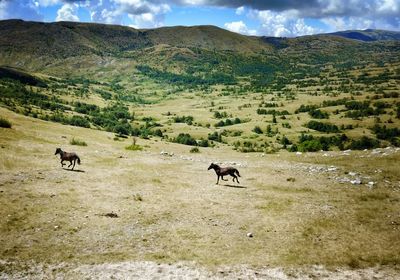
0;107;399;275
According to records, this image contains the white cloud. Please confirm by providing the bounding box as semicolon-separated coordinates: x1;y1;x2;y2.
56;3;80;21
224;20;257;35
235;6;244;15
251;9;319;37
86;0;170;27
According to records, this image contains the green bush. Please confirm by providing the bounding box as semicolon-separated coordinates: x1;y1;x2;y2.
173;133;198;146
253;126;263;134
190;147;200;153
125;144;143;151
70;138;87;146
0;116;12;128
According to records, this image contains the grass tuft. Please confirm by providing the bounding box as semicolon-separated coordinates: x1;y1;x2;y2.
0;116;12;128
125;137;143;151
70;137;87;146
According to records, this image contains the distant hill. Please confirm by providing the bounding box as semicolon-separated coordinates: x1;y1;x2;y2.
0;19;399;77
326;29;400;42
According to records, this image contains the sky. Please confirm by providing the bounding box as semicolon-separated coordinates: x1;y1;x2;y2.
0;0;399;37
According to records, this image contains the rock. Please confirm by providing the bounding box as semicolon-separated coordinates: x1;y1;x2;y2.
367;181;375;188
103;212;119;218
247;232;253;238
327;166;338;172
350;178;362;185
348;172;357;176
296;152;302;155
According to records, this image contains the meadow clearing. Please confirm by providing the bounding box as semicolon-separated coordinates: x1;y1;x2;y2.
1;107;399;279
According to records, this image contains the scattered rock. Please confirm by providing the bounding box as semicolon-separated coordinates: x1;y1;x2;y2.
286;177;296;182
246;232;253;238
160;151;174;157
296;152;302;155
350;178;362;185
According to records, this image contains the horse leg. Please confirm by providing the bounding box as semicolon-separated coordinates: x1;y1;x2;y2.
221;176;228;181
72;159;76;170
216;175;220;184
60;159;65;167
68;160;73;168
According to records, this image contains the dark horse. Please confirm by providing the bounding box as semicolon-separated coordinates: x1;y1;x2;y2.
55;148;81;170
208;163;241;184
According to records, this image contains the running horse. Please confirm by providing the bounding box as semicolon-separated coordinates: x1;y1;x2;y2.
208;163;241;184
55;148;81;170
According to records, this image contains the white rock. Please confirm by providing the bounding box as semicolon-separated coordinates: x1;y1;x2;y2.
350;178;362;185
296;152;302;155
348;172;357;176
247;232;253;238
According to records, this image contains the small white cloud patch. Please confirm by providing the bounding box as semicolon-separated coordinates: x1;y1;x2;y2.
56;3;80;22
224;20;257;35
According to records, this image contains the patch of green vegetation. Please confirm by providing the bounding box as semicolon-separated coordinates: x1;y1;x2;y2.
0;116;12;128
190;147;200;153
69;137;87;146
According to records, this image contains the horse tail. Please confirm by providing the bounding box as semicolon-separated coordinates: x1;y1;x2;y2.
235;169;241;177
77;155;81;165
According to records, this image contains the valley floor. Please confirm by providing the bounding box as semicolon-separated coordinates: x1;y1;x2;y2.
1;107;399;279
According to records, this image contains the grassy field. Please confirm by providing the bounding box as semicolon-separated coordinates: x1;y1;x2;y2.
1;107;399;278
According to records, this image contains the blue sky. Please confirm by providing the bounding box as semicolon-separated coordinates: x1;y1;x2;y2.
0;0;399;37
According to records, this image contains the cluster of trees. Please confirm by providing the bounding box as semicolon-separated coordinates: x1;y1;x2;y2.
306;120;340;133
173;115;194;125
289;133;380;152
371;124;400;146
136;65;235;88
308;109;329;119
215;118;242;127
213;111;228;119
257;109;289;115
171;133;210;147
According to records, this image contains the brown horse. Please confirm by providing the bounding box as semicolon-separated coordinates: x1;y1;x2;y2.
55;148;81;170
208;163;241;184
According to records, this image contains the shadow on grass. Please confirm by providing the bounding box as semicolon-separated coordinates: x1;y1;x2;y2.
63;168;85;173
222;184;246;189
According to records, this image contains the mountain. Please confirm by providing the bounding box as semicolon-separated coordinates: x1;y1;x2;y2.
327;29;400;42
0;19;399;83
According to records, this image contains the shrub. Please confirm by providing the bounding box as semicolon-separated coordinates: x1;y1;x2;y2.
0;116;12;128
190;147;200;153
309;109;329;119
125;138;143;151
253;126;263;134
70;138;87;146
68;115;90;128
173;115;194;125
208;131;222;142
173;133;197;146
297;140;323;152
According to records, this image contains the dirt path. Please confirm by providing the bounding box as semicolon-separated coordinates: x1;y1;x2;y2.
1;260;400;279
